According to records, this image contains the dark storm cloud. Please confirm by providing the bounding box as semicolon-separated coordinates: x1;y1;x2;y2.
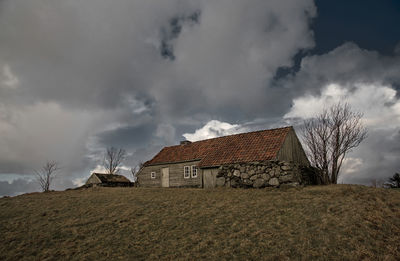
342;128;400;185
97;124;156;149
0;0;318;196
0;0;399;196
160;11;201;60
278;42;400;97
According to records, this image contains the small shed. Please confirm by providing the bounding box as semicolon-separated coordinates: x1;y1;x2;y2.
85;173;133;187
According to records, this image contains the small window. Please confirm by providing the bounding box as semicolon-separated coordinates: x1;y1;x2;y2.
151;172;156;179
191;165;198;178
184;166;190;179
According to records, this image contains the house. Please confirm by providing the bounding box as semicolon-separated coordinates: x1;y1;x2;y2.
137;126;311;188
85;173;133;187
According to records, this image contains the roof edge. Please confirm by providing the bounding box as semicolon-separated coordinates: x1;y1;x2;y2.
162;126;293;150
145;159;202;167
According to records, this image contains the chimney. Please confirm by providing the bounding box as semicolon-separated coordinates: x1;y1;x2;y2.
180;140;192;145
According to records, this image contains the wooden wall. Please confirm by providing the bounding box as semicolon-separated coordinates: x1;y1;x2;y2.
85;174;101;185
137;160;203;188
276;128;310;166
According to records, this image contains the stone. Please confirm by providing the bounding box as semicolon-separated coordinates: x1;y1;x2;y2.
248;169;255;175
250;175;258;181
261;173;270;180
241;173;249;179
243;179;252;185
268;178;279;186
216;177;225;187
279;175;293;183
230;179;239;188
269;169;275;177
240;166;246;173
233;170;241;177
281;165;291;171
253;178;265;188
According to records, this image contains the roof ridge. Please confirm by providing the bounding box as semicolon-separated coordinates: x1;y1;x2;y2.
163;125;293;148
144;126;293;167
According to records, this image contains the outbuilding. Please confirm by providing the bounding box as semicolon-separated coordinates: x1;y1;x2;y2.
85;173;133;187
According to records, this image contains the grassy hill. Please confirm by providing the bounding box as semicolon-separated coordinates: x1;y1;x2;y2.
1;185;399;260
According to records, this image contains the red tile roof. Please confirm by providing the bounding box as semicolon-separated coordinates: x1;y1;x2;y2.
145;126;292;168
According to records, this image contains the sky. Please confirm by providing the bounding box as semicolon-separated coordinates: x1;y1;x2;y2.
0;0;399;196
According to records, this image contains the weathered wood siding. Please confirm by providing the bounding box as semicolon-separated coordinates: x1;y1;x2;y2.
277;128;309;166
137;160;202;188
85;174;101;185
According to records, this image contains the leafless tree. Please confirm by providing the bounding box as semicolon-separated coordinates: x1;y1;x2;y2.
130;162;143;182
103;147;126;174
35;161;60;192
302;103;367;184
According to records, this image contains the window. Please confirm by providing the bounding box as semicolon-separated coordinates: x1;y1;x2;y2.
151;172;156;179
191;165;198;178
184;166;190;179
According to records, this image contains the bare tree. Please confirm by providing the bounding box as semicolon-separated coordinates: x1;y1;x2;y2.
130;162;143;183
302;103;367;184
35;161;60;192
103;147;126;174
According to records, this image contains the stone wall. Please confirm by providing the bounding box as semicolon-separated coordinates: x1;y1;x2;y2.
216;161;309;188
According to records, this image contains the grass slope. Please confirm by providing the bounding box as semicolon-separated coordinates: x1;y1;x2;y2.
1;185;399;260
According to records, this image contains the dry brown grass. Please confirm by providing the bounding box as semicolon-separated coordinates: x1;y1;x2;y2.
0;185;399;260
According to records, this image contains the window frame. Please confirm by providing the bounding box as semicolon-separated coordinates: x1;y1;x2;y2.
191;165;198;178
150;171;156;179
184;166;190;179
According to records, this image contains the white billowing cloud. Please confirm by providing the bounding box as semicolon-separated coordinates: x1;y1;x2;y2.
284;83;400;129
90;165;107;175
183;120;246;141
0;64;19;89
284;82;400;184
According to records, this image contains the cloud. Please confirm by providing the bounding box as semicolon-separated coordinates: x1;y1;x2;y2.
0;0;318;196
1;1;399;195
0;64;19;89
183;120;246;141
279;42;400;96
284;82;400;184
0;179;38;197
285;83;400;128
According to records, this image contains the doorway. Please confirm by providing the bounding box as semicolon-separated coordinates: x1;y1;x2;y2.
161;167;169;187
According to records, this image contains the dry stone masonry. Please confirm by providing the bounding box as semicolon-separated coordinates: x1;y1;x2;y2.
216;161;308;188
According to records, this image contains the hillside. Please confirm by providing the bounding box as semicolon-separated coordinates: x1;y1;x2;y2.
1;185;399;260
